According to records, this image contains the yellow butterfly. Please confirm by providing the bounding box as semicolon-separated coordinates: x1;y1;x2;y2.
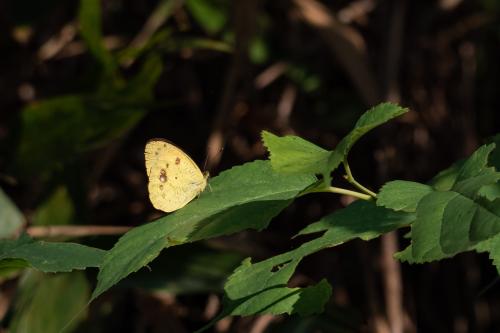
145;139;208;212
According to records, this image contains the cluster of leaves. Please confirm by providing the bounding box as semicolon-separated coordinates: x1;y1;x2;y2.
3;101;499;331
2;0;500;331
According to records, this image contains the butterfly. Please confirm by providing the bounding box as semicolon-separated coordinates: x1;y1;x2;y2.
145;139;208;212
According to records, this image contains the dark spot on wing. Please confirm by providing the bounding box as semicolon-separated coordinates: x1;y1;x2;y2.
175;157;181;165
159;169;167;182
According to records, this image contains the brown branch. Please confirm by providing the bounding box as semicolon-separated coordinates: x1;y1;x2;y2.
381;232;404;333
27;225;132;238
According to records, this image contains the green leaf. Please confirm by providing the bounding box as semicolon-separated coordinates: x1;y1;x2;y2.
451;144;500;198
400;191;500;263
198;201;412;330
262;103;407;183
10;270;89;333
262;130;330;175
0;234;105;273
455;144;495;182
377;180;433;212
297;200;414;240
0;187;24;238
78;0;117;75
119;244;245;294
327;103;408;175
223;258;331;317
397;143;500;265
452;169;500;199
92;160;316;300
186;0;228;34
478;183;500;201
429;160;464;191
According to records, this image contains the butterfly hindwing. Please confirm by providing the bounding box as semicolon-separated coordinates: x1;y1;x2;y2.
145;139;207;212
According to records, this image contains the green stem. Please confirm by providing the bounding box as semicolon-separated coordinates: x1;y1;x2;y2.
343;161;377;198
304;185;372;201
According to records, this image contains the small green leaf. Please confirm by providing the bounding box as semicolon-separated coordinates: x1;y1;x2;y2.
429;160;464;191
223;255;331;316
455;144;495;182
223;258;331;316
451;144;500;198
478;183;500;201
377;180;433;212
297;200;414;240
0;234;105;273
262;103;407;183
0;187;24;238
452;169;500;199
327;103;408;174
92;160;316;300
262;130;330;176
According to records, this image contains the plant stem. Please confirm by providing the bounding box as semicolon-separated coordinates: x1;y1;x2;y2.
343;160;377;198
305;185;372;201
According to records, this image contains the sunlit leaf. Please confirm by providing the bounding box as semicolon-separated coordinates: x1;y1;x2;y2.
377;180;433;212
92;160;316;300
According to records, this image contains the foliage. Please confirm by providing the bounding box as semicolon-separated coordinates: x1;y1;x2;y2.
2;0;500;331
3;100;500;330
0;233;104;273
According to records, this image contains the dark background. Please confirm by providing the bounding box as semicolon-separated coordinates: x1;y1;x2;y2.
1;0;499;332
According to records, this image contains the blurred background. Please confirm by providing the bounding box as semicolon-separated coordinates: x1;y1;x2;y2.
1;0;500;332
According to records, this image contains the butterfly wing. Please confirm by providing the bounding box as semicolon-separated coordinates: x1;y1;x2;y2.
145;139;207;212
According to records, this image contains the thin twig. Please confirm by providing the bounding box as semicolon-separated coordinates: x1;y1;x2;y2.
343;160;377;198
27;225;131;238
304;185;372;201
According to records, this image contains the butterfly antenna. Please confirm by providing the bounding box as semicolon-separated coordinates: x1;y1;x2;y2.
203;146;224;172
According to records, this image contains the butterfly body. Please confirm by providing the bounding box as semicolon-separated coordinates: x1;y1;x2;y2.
145;139;207;212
